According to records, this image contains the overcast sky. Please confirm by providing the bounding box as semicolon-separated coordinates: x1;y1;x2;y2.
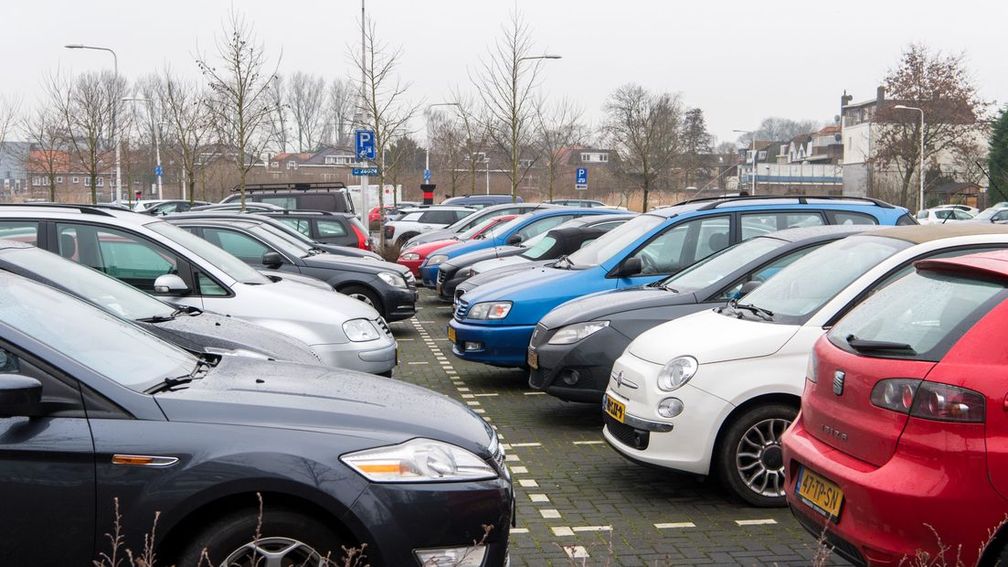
4;0;1006;145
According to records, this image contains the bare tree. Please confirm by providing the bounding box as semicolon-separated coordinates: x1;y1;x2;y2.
0;96;18;148
533;97;583;201
603;84;684;211
22;106;65;202
473;11;549;201
873;43;988;209
158;67;211;202
736;117;820;144
429;110;465;197
353;18;421;248
265;74;289;154
197;10;281;206
325;77;356;146
454;92;489;195
288;71;327;152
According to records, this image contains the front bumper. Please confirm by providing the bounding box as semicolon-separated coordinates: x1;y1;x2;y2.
447;319;535;368
435;267;464;301
783;417;1001;567
312;332;397;375
527;325;631;403
385;286;418;322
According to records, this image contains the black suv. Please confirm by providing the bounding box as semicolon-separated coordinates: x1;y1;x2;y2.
262;210;373;250
220;183;355;213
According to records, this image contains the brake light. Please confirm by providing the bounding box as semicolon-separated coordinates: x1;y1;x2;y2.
871;379;985;422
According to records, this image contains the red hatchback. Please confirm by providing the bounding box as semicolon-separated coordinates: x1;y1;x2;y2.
783;250;1008;566
396;215;517;277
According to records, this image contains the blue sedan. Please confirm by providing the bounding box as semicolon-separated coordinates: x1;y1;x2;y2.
417;207;620;287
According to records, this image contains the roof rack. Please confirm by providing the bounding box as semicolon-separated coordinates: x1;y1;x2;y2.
0;203;116;217
675;195;895;210
230;182;348;194
261;209;339;217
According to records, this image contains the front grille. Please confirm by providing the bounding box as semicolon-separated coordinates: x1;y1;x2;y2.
604;413;649;450
437;270;447;285
403;271;416;287
454;298;470;320
375;318;393;338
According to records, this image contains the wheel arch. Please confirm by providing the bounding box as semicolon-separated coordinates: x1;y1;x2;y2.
336;281;386;314
711;392;802;473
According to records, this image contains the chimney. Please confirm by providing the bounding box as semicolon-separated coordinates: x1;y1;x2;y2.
876;86;885;102
840;89;853;108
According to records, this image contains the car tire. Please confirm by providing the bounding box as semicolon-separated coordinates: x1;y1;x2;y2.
396;233;418;248
341;285;385;315
174;507;352;566
716;402;798;507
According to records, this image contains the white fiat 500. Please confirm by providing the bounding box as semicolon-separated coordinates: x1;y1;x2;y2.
603;225;1008;506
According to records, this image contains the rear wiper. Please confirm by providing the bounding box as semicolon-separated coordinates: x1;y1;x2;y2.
845;335;915;353
144;358;212;394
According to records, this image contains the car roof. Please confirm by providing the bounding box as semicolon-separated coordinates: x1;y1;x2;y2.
863;223;1008;244
0;204;158;226
760;224;872;243
916;250;1008;280
399;205;474;213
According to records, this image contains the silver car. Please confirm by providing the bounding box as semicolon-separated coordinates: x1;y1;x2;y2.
0;205;397;375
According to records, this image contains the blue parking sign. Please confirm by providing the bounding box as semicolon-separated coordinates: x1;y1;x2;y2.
575;167;588;190
355;130;376;161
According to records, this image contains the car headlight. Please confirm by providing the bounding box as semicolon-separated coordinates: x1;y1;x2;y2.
427;254;449;266
342;318;380;342
656;356;698;391
377;271;408;288
341;438;497;482
399;252;420;261
468;301;512;320
547;321;610;345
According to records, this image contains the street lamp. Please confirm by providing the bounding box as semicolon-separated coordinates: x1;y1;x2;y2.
894;105;926;212
65;44;121;204
505;54;561;201
122;97;163;201
733;129;757;195
424;102;461;185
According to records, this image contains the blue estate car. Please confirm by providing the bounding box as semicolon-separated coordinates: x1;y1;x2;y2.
417;207;619;287
447;195;914;367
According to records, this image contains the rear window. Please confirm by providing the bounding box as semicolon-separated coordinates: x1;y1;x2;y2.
829;270;1006;361
420;210;464;224
298;193;338;211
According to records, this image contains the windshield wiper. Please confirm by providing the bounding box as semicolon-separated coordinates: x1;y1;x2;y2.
554;255;574;269
139;306;191;323
718;300;774;321
846;334;915;353
659;281;679;292
144;358;213;394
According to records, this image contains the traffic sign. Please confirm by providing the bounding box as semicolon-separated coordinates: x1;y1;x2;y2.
423;168;432;182
575;167;588;191
355;130;376;160
352;167;380;176
154;165;163;177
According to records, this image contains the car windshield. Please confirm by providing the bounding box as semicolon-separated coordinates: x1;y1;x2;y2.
520;234;558;260
478;214;528;240
146;221;271;284
458;216;504;240
738;235;912;320
0;273;197;390
1;247;175;320
449;209;488;231
829;269;1006;360
567;214;664;267
663;236;786;290
247;224;313;258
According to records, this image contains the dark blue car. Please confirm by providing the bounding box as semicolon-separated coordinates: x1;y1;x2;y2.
447;196;914;367
417;207;620;287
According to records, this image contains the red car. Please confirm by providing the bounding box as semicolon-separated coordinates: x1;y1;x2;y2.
783;250;1008;567
396;215;517;277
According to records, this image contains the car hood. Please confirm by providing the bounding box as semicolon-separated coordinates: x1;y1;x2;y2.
628;309;800;365
541;285;700;329
443;246;524;271
154;357;495;454
316;244;382;260
471;255;528;274
302;254;408;276
143;310;321;365
461;259;551;290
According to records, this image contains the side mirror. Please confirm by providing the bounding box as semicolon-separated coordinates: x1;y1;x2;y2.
739;280;763;298
0;374;42;418
261;251;285;269
153;274;190;296
506;234;523;246
611;257;642;278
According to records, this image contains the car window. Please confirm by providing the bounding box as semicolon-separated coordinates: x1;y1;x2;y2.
954;209;974;220
261;196;296;209
935;210;955;220
203;228;272;263
741;212;824;240
916;210;930;220
0;344;83;416
715;245;823;301
832;211;878;225
0;220;39;245
591;220;626;232
57;224;181;293
278;218;312;237
298;194;337;211
628;216;730;275
568;214;664;267
668;236;784;291
145;221;271;285
316;219;348;238
400;212;423;222
420;210;462;224
514;215;576;242
196;272;229;296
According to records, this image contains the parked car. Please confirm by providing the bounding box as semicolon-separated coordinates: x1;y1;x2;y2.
0;239;320;364
915;206;975;224
220;182;356;213
190;202;285;213
132;199;171;212
167;216;417;321
384;206;474;247
141;200;212;215
0;270;512;566
449;196;914;369
441;194;522;208
419;207;619;288
402;203;555;250
384;201;424;222
397;215;518;277
258;210;373;250
436;215;635;301
603;224;1008;507
530;225;869;403
783;250;1008;567
548;198;608;208
970;206;1008;223
0;205;397;375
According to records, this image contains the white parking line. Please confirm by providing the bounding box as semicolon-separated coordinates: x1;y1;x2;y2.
563;546;589;559
572;526;611;532
528;493;549;503
505;454;520;462
523;392;546;396
465;401;480;406
460;394;475;399
655;522;696;529
510;528;529;534
551;526;574;536
539;509;561;519
457;387;470;392
572;440;604;445
510;442;541;448
735;519;777;526
474;393;499;397
509;466;528;474
407;361;428;365
517;479;537;487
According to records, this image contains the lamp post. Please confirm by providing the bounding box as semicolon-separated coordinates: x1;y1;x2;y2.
424;102;460;185
507;54;561;201
65;44;120;204
732;129;757;195
894;105;926;212
122;97;163;201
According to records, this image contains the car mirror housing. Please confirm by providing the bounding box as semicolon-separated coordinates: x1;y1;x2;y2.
0;374;42;418
153;274;190;296
739;280;763;297
262;251;285;269
610;257;643;278
506;234;522;246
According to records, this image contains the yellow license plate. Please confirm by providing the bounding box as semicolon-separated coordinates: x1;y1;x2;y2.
604;395;625;423
527;349;538;369
797;466;844;521
447;326;457;343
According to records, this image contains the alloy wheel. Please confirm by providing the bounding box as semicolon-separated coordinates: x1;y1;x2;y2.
222;536;327;567
734;417;791;499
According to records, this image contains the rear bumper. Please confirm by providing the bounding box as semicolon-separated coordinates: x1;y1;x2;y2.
447;319;534;368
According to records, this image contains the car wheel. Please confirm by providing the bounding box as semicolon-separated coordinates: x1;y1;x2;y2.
341;285;384;314
716;403;797;507
175;508;351;566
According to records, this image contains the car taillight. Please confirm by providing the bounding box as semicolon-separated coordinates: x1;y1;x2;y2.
871;379;985;423
806;351;818;383
351;222;370;250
